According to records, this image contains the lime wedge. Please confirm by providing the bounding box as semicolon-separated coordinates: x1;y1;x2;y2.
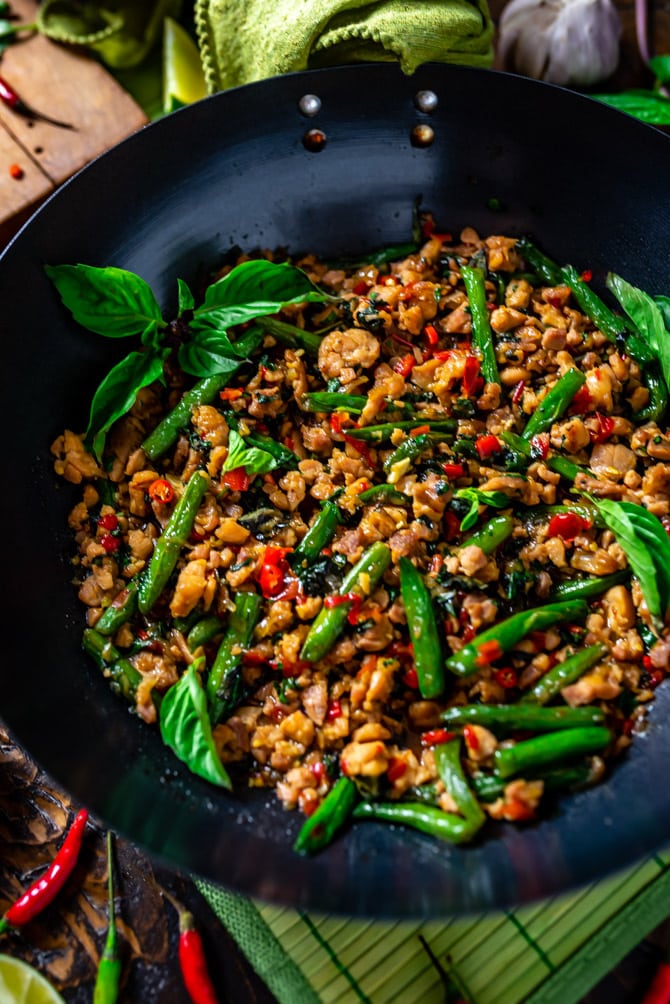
162;16;207;114
0;955;66;1004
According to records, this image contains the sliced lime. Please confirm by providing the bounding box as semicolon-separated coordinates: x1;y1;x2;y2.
162;16;207;113
0;955;66;1004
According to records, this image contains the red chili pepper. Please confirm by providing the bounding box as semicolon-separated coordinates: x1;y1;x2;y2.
410;424;431;437
343;431;374;465
581;269;593;282
443;462;466;479
0;809;88;933
570;385;592;415
387;757;408;782
100;534;120;554
0;74;74;129
463;725;480;754
311;760;326;783
462;355;483;397
403;667;419;689
393;353;416;378
421;217;452;242
178;910;221;1004
591;411;615;443
475;639;503;667
494;667;518;689
421;728;456;746
422;324;439;360
8;162;23;179
259;563;284;597
221;467;250;492
475;434;502;460
219;387;244;401
352;279;370;295
641;953;670;1004
98;513;119;532
326;699;343;721
444;510;461;540
547;512;591;541
324;592;363;624
148;478;176;504
530;433;550;460
432;350;454;363
511;379;525;404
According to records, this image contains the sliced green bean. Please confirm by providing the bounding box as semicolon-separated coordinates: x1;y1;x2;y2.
207;591;263;723
349;419;456;444
83;628;146;705
352;800;480;844
300;541;392;663
494;726;612;779
521;643;607;705
547;569;629;602
399;557;445;699
445;599;589;678
137;470;210;615
293;777;358;855
441;703;606;732
461;265;499;384
186;615;224;652
522;369;586;441
291;498;341;566
95;577;141;636
462;513;514;554
434;738;486;830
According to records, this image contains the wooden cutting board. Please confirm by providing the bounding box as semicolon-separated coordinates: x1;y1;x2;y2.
0;0;149;247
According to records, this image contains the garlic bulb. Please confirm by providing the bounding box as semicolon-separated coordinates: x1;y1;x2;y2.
497;0;622;87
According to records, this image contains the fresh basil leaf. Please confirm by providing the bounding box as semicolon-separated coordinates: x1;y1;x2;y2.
45;263;164;338
650;55;670;85
222;429;277;477
159;662;232;789
85;347;168;459
177;342;244;380
191;259;330;337
655;295;670;332
454;488;510;532
177;278;195;315
592;90;670;125
606;274;670;395
587;496;670;627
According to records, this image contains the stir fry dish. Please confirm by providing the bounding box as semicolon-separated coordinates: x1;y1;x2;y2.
48;216;670;854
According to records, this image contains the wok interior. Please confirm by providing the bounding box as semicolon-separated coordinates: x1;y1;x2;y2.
1;62;669;917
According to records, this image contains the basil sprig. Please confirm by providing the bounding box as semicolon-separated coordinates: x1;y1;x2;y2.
46;258;330;458
587;496;670;629
453;488;510;531
606;273;670;399
221;429;278;477
159;661;232;789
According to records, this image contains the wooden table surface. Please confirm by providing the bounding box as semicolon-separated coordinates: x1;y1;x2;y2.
2;4;670;1003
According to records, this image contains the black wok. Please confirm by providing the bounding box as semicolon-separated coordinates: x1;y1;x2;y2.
1;61;670;919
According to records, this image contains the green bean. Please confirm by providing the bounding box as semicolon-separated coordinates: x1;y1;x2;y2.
461;265;499;384
547;455;590;482
520;643;607;705
300;541;392;663
471;761;597;802
441;702;606;732
462;513;514;554
501;427;590;482
95;577;140;636
522;369;586;441
515;237;563;286
434;738;486;830
137;470;210;615
357;483;411;505
327;240;420;270
244;431;299;469
186;615;224;652
494;726;612;779
445;599;589;677
547;569;629;602
207;591;263;724
293;777;358;855
83;628;147;705
291;498;341;566
352;800;480;844
256;315;323;356
348;419;456;444
383;433;431;476
398;558;445;699
302;392;368;413
635;362;668;423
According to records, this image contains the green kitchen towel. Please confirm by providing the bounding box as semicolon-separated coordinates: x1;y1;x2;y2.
194;0;495;94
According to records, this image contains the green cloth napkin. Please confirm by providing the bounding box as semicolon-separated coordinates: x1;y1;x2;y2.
194;0;495;94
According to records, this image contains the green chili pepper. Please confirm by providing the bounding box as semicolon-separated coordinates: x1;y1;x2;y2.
441;702;606;732
93;831;122;1004
445;599;589;677
95;577;141;636
494;726;612;779
547;570;629;602
461;265;499;385
352;801;480;844
521;643;607;705
462;513;514;554
300;541;391;663
433;738;486;830
137;470;209;615
522;369;586;441
398;557;446;699
207;592;263;724
293;776;358;855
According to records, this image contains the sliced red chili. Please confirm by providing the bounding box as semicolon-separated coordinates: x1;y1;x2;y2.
421;728;456;746
98;513;119;532
443;462;466;478
591;411;615;443
352;279;370;295
494;667;519;689
463;724;480;753
581;269;593;282
547;512;591;541
259;564;284;598
410;424;431;437
219;387;244;401
444;510;461;541
148;478;175;504
387;757;407;782
324;591;363;624
326;699;343;721
100;534;120;554
530;433;550;460
403;667;419;689
475;639;503;667
462;355;483;397
475;434;502;460
511;379;525;404
570;385;592;415
221;467;250;492
393;353;416;377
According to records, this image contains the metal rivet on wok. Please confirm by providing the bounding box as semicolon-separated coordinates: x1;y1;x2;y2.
414;89;438;113
298;93;322;117
410;123;435;148
303;128;327;152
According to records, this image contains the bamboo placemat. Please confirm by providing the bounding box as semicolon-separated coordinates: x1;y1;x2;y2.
197;845;670;1003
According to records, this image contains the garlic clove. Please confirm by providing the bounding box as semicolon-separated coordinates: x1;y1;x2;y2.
497;0;622;87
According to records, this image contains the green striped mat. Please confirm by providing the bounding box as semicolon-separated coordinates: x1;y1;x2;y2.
197;846;670;1003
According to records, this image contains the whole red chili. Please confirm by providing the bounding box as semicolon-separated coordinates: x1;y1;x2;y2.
148;478;175;504
475;434;502;460
641;947;670;1004
547;512;591;541
178;910;221;1004
0;808;88;933
0;74;74;129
